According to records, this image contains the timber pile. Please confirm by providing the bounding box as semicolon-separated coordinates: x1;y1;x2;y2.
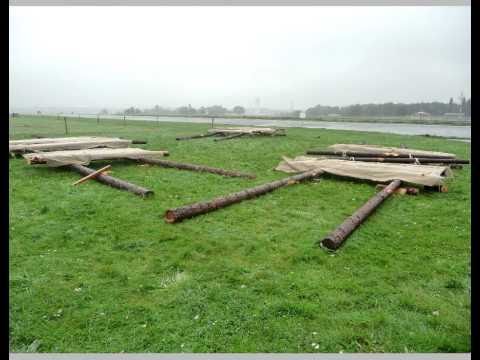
9;136;132;154
276;156;452;187
176;127;286;141
275;156;455;250
305;143;469;166
23;148;169;167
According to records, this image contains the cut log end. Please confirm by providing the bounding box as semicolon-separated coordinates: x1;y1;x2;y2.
142;190;154;198
164;210;179;223
321;236;342;250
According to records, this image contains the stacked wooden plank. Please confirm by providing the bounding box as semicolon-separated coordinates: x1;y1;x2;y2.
9;136;132;155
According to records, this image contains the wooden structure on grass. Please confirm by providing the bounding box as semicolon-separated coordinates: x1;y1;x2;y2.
9;136;132;155
176;127;286;141
165;155;455;251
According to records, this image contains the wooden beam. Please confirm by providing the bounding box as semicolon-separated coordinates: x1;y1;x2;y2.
72;165;111;185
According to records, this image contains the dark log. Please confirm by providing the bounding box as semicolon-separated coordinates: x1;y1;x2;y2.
321;179;402;250
138;158;256;179
176;133;217;141
338;157;469;164
423;185;448;193
306;150;456;159
375;183;419;195
131;140;148;144
69;164;153;197
165;170;324;223
214;132;247;142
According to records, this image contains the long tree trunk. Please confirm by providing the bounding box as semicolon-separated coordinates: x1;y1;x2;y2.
320;179;402;250
333;157;469;164
306;150;456;159
165;170;323;223
69;164;153;197
214;132;247;142
176;133;217;141
139;158;256;179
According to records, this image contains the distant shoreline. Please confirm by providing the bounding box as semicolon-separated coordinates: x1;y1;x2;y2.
16;112;471;127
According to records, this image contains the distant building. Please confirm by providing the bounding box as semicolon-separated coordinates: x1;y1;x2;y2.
299;111;306;119
415;111;430;117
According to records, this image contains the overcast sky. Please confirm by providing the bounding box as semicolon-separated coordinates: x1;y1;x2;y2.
9;6;471;111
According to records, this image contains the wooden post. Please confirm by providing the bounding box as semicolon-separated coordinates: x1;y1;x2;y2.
123;114;126;125
165;170;323;223
320;179;402;250
64;117;69;135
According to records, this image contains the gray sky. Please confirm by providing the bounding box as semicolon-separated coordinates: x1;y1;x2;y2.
9;6;471;111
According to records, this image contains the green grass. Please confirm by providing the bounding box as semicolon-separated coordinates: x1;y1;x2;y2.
9;115;470;353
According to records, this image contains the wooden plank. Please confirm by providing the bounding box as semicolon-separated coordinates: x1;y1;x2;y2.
72;165;112;185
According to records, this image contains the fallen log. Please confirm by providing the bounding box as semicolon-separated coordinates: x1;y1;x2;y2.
424;184;448;193
306;150;456;159
165;170;324;223
337;157;469;165
138;158;256;179
375;183;419;195
72;164;111;185
176;133;217;141
321;179;402;250
131;139;148;144
214;132;247;142
69;164;153;197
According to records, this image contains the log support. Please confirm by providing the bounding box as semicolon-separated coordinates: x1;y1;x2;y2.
165;170;323;223
69;164;153;197
176;133;217;141
138;158;256;179
306;150;456;159
320;179;402;250
335;157;469;165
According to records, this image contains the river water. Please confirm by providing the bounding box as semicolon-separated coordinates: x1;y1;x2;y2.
61;114;472;140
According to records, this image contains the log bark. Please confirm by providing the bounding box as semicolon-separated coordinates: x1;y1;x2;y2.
176;133;217;141
214;132;247;142
375;183;419;195
165;170;324;223
338;157;469;164
69;164;153;197
306;150;456;159
138;158;256;179
321;179;402;250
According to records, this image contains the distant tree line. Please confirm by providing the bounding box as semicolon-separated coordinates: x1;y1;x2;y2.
306;98;471;117
119;104;246;116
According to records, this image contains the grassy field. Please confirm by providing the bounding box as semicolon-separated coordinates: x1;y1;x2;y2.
9;115;470;353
